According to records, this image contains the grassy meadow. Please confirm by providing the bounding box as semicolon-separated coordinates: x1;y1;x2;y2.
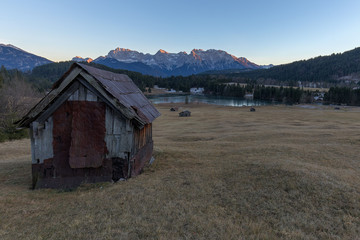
1;103;360;239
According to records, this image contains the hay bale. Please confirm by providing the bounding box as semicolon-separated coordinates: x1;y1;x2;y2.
179;110;191;117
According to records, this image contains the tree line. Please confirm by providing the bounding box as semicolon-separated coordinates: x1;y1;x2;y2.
218;47;360;87
324;87;360;106
2;59;360;142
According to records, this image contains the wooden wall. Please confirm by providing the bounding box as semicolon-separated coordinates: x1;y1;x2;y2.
132;124;152;156
105;106;133;160
30;117;54;164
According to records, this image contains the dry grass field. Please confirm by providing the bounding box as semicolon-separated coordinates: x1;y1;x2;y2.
1;103;360;239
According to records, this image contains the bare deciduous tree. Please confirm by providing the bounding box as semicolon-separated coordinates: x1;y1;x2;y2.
0;78;43;131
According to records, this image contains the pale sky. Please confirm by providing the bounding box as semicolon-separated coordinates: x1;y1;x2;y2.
1;0;360;65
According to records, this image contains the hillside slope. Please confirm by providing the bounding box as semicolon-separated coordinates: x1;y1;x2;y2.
226;47;360;84
0;44;52;71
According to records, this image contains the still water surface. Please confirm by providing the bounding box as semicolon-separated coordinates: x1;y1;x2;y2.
147;94;274;107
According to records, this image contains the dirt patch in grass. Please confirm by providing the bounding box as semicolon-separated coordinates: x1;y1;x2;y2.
1;103;360;239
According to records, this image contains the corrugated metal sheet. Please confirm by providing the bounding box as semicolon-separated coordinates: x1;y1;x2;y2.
78;63;160;124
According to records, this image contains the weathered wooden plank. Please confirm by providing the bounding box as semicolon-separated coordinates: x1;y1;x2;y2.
105;135;126;159
78;77;126;116
30;124;36;163
113;115;123;134
19;67;82;127
41;117;54;161
69;89;79;101
36;81;80;123
105;136;112;158
79;75;145;129
32;122;40;163
78;84;86;101
105;106;113;134
31;118;54;164
126;119;131;132
114;135;121;156
86;88;98;101
104;106;132;159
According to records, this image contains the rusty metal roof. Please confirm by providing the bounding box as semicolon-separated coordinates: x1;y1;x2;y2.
78;63;160;123
18;63;160;127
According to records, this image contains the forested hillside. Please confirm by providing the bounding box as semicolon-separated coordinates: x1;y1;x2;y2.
217;47;360;86
26;61;229;93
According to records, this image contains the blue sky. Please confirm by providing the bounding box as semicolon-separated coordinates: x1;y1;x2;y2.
1;0;359;65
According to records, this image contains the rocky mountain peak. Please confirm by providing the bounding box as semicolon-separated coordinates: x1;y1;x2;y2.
114;48;133;52
157;49;168;54
92;47;261;76
72;56;93;63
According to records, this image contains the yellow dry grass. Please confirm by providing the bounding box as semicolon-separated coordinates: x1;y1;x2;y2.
1;103;360;239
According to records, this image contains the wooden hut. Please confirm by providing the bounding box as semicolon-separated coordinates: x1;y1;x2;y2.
18;63;160;189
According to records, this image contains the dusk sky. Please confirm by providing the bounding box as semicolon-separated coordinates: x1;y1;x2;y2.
1;0;360;65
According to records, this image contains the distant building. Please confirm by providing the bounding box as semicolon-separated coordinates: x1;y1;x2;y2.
190;87;204;94
18;63;160;189
166;89;177;93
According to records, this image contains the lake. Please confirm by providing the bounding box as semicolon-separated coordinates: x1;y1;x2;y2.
147;94;274;107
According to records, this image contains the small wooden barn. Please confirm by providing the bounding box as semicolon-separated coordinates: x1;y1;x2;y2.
18;63;160;189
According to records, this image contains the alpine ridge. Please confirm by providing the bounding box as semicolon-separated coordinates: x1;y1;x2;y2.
92;48;261;76
0;43;266;76
72;56;93;63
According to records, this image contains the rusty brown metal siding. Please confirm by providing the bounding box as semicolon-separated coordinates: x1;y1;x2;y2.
32;100;111;189
69;101;107;168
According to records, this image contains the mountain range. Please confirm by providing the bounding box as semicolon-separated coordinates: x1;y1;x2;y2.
0;44;52;71
71;48;267;77
87;48;262;77
0;43;269;76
